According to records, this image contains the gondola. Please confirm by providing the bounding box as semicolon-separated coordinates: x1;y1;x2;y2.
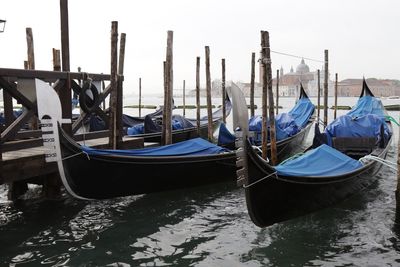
234;79;393;227
34;79;313;200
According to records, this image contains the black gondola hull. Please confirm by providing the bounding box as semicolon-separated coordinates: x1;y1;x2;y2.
244;138;391;228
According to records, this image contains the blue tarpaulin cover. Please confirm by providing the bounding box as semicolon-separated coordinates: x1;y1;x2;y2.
81;137;229;157
275;144;363;177
127;124;144;135
288;97;315;128
217;123;236;146
324;114;392;146
247;97;314;143
347;96;386;118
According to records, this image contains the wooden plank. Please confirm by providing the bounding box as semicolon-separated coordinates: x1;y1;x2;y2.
1;109;35;143
2;138;43;152
0;68;110;82
0;77;36;110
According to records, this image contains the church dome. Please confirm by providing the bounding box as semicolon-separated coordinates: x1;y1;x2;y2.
296;58;310;74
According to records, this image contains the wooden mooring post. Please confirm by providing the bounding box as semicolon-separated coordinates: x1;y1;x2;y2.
162;31;173;145
396;123;400;223
196;57;201;135
260;33;269;160
250;52;255;118
52;48;61;71
317;69;321;123
183;80;186;117
205;46;213;141
276;69;279;115
323;50;329;128
334;73;338;120
26;28;35;70
139;78;142;117
261;30;277;165
109;21;119;149
221;58;226;123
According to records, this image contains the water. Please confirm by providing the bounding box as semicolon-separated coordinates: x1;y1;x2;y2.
1;97;399;266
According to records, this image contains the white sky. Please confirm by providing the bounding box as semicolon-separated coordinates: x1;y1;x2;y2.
1;0;399;95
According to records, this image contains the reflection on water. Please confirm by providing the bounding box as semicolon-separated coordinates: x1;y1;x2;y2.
0;98;399;266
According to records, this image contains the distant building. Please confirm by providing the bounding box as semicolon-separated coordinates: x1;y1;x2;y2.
338;78;400;97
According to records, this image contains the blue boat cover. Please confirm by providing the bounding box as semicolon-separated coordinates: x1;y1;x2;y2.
81;137;229;156
288;97;315;128
324;114;391;146
217;123;236;146
275;144;363;177
347;96;386;119
127;124;144;135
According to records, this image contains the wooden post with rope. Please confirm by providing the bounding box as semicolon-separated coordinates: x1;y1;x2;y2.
222;58;226;123
183;80;186;117
196;57;201;135
205;46;213;142
250;52;255;118
334;73;338;120
260;32;269;160
323;50;329;129
276;69;279;115
317;69;321;123
396;122;400;222
139;78;142;117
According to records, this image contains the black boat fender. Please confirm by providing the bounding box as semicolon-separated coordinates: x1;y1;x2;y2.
79;79;99;113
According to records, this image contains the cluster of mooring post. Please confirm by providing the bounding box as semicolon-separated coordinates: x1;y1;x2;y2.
260;31;278;165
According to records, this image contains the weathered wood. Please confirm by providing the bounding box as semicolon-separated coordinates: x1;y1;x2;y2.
109;21;119;149
205;46;213;141
324;50;329;128
2;138;43;152
60;0;70;72
221;58;226;123
116;74;123;145
260;32;269;160
183;80;186;117
162;61;167;144
276;69;279;115
334;73;338;120
164;31;173;145
1;109;36;143
0;68;110;81
26;27;35;70
118;33;126;75
0;78;36;110
250;52;255;117
43;172;62;199
3;90;13;126
52;48;61;71
317;69;321;123
396;122;400;210
24;61;28;70
7;180;28;200
139;77;142;117
196;57;201;135
262;31;277;165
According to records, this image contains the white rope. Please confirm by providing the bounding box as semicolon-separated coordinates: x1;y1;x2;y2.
243;171;277;189
359;155;398;171
62;150;91;161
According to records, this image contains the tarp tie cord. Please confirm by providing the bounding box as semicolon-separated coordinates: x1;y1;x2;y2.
243;171;278;189
359;155;397;171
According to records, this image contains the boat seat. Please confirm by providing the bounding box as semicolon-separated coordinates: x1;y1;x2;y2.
332;137;376;156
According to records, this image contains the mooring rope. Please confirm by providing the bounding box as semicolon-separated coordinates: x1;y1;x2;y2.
359;155;398;171
62;150;91;161
243;171;278;189
386;115;400;126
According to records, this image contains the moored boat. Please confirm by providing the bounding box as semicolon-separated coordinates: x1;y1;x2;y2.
234;79;393;227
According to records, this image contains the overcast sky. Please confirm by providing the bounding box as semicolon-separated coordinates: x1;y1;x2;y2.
1;0;399;95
